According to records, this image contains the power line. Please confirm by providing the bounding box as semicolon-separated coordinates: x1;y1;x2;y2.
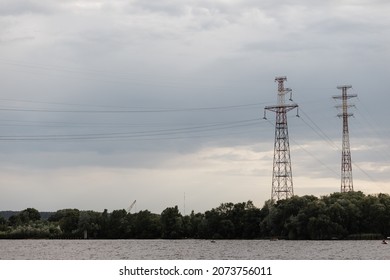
0;102;268;114
0;118;261;142
298;108;339;150
264;118;339;177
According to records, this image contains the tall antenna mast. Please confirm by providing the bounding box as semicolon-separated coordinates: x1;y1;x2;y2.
264;76;299;201
333;85;357;192
183;192;186;216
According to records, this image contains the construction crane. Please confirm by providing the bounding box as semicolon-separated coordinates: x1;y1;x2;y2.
127;200;137;213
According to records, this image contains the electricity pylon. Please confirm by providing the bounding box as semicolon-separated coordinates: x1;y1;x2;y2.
264;76;298;201
333;85;357;192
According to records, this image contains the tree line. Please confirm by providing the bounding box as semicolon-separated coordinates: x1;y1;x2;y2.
0;191;389;240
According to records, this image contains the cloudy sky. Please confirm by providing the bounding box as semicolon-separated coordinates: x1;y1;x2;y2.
0;0;389;213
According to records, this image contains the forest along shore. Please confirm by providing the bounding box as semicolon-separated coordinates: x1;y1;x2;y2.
0;191;389;240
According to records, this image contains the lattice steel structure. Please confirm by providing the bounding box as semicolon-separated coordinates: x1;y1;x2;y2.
333;85;357;192
264;76;298;201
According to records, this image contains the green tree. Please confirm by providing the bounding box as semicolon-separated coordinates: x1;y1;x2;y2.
188;211;204;238
97;209;110;238
0;216;7;231
377;193;390;236
181;214;192;238
49;209;80;235
78;211;101;238
7;208;41;227
219;219;235;238
107;209;129;238
132;210;161;238
201;209;221;239
8;214;22;227
242;205;262;238
307;214;346;240
19;208;41;223
160;206;183;239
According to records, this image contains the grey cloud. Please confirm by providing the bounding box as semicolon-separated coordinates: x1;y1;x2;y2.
309;17;387;36
0;36;36;44
129;0;189;16
242;39;327;53
0;0;389;211
0;0;57;16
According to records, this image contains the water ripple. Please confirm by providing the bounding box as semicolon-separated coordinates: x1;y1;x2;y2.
0;240;389;260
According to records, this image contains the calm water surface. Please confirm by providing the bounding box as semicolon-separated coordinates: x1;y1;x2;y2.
0;240;389;260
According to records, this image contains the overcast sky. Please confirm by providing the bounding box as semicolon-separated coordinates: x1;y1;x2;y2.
0;0;389;213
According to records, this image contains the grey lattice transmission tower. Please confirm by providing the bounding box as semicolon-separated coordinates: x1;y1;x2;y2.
333;85;357;192
264;77;299;201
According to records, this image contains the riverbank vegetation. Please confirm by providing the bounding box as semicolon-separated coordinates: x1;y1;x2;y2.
0;191;389;240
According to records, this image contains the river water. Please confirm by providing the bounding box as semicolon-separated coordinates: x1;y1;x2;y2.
0;239;389;260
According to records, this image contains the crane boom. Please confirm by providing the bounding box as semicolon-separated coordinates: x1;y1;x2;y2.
127;200;137;213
